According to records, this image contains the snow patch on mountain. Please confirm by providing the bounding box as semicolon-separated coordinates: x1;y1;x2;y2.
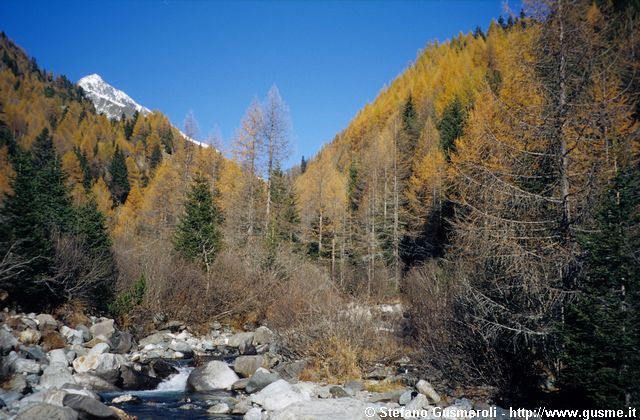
78;74;150;119
77;74;211;149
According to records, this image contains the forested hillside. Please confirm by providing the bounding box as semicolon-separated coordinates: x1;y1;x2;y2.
1;0;639;410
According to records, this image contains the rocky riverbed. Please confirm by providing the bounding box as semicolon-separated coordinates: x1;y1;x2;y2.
0;309;513;419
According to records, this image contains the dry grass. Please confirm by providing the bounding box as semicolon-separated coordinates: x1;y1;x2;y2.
363;380;406;393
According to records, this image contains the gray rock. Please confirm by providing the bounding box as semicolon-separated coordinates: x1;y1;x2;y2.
150;359;178;379
20;345;46;362
368;389;407;403
16;403;78;420
40;365;76;390
416;379;441;403
109;332;132;354
330;385;349;398
207;402;230;414
168;340;192;355
232;395;252;414
138;332;168;347
35;314;58;331
72;354;126;384
246;367;280;393
187;360;239;391
253;326;274;346
89;320;115;340
119;365;161;390
399;390;415;405
0;329;18;354
111;394;141;404
270;398;383;420
250;379;309;411
48;349;70;367
232;378;249;390
75;325;91;342
62;393;118;419
234;355;266;377
273;359;308;382
344;380;363;396
405;393;428;411
228;332;254;348
72;374;118;391
12;357;41;374
244;407;262;420
60;327;84;345
88;343;110;356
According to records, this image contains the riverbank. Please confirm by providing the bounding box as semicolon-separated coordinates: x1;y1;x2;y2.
0;309;511;419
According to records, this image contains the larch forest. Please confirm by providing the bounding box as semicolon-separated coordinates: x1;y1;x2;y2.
0;0;639;418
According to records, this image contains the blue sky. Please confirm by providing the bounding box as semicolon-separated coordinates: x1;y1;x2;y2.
0;0;518;167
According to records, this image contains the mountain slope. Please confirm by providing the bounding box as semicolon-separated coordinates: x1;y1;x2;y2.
78;73;150;119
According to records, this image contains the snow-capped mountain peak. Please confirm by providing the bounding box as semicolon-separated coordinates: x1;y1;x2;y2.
78;73;150;120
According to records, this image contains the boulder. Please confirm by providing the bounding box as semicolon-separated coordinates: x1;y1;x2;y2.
416;379;441;403
119;365;161;390
273;359;308;382
187;360;239;391
149;359;178;379
19;345;47;362
75;325;91;343
138;332;167;348
48;349;70;367
72;374;119;392
111;394;141;404
39;365;76;390
232;395;252;414
227;332;254;349
0;329;18;354
168;340;192;356
109;332;132;354
343;381;363;396
368;389;406;403
253;326;275;346
234;355;266;378
399;390;416;405
89;320;115;340
72;354;125;384
60;326;84;345
84;337;109;348
404;393;428;411
244;407;262;420
62;393;118;419
88;343;110;356
270;398;383;420
12;356;41;374
246;368;280;394
18;329;41;346
250;379;310;411
207;403;230;414
330;385;349;398
36;314;58;331
42;331;67;352
232;378;250;391
15;403;78;420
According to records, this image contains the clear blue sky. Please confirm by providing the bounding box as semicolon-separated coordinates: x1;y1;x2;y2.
0;0;518;167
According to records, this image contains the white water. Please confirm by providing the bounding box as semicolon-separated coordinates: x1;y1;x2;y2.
155;366;193;392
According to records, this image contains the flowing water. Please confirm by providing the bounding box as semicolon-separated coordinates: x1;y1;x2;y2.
101;365;243;419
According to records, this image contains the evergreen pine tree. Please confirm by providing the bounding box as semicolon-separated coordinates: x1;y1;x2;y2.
109;146;130;205
267;167;300;246
150;143;162;170
174;175;223;271
560;166;640;408
438;98;465;159
0;128;76;308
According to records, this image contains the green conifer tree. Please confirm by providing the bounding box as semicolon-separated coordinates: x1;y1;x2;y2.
174;175;223;271
560;166;640;408
109;146;130;205
438;98;465;159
